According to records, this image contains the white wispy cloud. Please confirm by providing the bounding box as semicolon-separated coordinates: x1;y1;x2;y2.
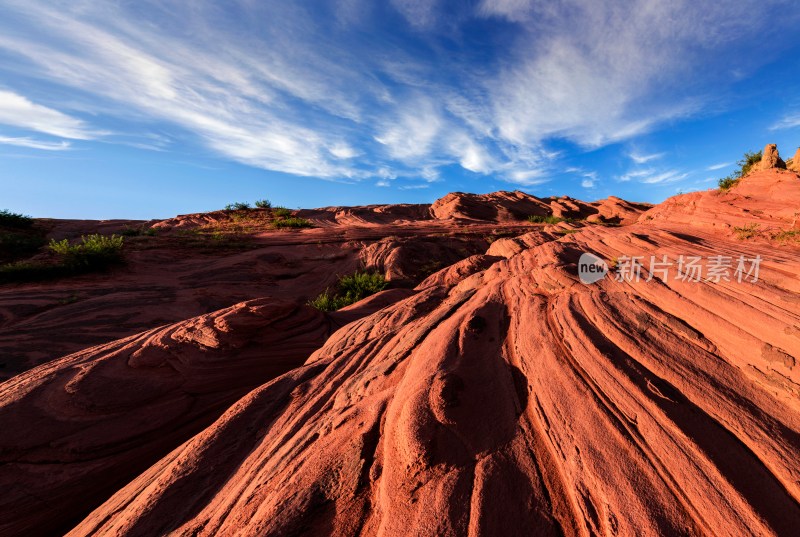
706;162;731;170
0;0;794;186
621;169;688;184
770;113;800;130
374;98;443;160
0;135;71;150
0;90;97;140
479;0;795;151
566;166;598;188
629;151;665;164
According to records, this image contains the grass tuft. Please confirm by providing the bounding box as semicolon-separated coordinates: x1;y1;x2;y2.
528;214;571;224
273;217;313;229
309;271;388;311
772;229;800;242
733;223;760;240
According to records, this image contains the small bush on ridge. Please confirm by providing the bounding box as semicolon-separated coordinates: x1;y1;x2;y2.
225;202;251;211
528;214;569;224
309;271;388;311
0;209;34;229
255;199;272;208
273;217;313;229
49;234;124;269
718;150;761;190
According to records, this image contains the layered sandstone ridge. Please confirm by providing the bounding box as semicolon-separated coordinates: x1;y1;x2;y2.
1;160;799;536
69;205;800;537
150;191;650;230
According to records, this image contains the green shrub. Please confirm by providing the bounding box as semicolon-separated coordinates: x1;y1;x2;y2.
733;223;760;240
0;232;46;258
0;261;63;283
718;176;740;190
119;226;157;237
1;235;125;283
49;234;124;269
337;271;388;302
738;151;762;176
772;229;800;242
307;290;350;312
225;202;251;211
273;217;313;229
273;207;292;218
528;214;569;224
0;209;34;229
255;199;272;208
309;271;388;311
718;150;762;190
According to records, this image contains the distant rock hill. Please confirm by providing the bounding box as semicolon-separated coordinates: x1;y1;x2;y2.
151;190;651;230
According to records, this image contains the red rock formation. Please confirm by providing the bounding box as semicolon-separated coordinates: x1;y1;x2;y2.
359;235;490;284
755;143;786;171
429;191;649;224
3;172;799;536
787;147;800;173
43;169;798;536
0;300;336;536
639;168;800;238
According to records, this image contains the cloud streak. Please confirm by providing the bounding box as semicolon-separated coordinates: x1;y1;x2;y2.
0;135;71;150
0;90;97;140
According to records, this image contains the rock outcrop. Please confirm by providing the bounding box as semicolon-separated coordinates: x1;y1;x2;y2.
755;143;787;171
0;300;336;536
787;147;800;173
639;168;800;238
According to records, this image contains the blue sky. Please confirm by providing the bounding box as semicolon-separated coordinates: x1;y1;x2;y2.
1;0;800;219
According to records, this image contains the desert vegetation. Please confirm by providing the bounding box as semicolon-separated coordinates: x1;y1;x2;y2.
772;229;800;242
718;150;761;190
119;226;157;237
273;216;313;229
528;214;571;224
0;209;34;228
224;202;251;211
733;223;760;239
0;209;48;266
48;234;125;269
0;234;125;283
309;271;388;311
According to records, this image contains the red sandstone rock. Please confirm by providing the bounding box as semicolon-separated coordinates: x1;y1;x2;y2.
1;174;798;536
787;147;800;173
0;300;334;536
755;143;786;171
